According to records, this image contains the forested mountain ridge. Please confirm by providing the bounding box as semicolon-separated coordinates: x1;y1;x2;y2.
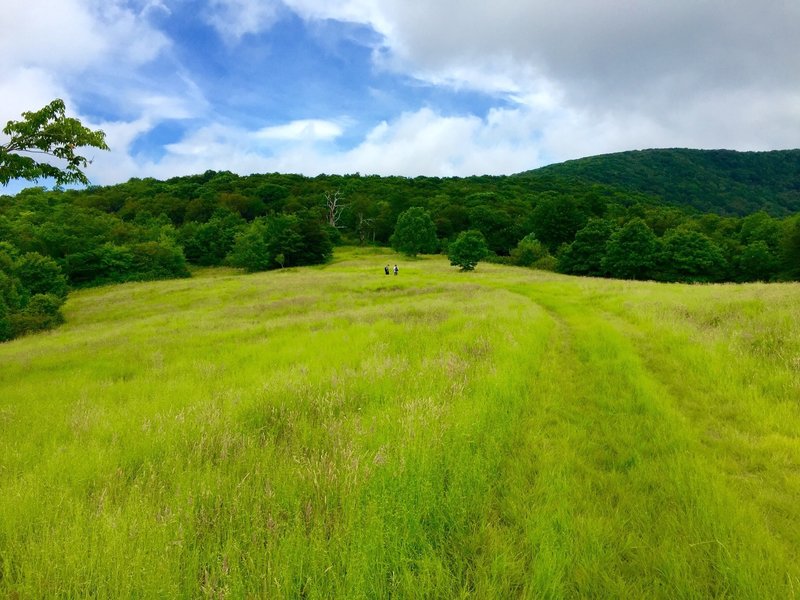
519;148;800;216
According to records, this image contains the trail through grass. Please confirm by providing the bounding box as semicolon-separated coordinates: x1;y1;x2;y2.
1;248;799;597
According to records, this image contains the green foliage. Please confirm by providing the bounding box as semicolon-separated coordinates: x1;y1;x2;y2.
510;233;550;267
781;217;800;280
178;211;246;266
13;252;68;299
64;243;133;285
390;207;438;256
62;239;188;285
228;220;272;272
739;211;782;250
218;192;267;220
736;241;780;282
602;218;661;280
0;296;11;341
529;193;586;252
130;240;190;281
466;200;521;255
558;218;616;276
532;254;558;271
228;212;332;272
0;246;67;341
3;150;800;292
9;293;65;335
448;230;489;271
527;148;800;216
229;214;303;272
659;228;728;283
294;211;334;266
268;214;305;265
0;99;109;185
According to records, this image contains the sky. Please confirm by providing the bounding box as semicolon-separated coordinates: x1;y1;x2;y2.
2;0;800;193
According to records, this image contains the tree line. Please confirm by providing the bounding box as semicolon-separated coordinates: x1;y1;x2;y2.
2;171;799;340
2;101;799;341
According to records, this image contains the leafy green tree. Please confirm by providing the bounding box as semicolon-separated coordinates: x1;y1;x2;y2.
228;221;272;272
558;218;616;276
0;242;20;272
0;270;21;311
428;195;469;240
64;243;134;285
1;99;108;185
292;212;332;266
0;243;67;340
219;192;267;220
130;240;190;280
736;241;780;282
14;252;68;299
0;296;11;341
779;216;800;280
510;233;550;267
390;207;438;256
659;228;727;282
739;212;781;251
10;293;65;335
256;183;290;212
178;210;245;266
467;203;520;255
184;193;219;223
529;193;586;252
228;214;323;272
265;214;303;265
448;230;488;271
602;218;661;280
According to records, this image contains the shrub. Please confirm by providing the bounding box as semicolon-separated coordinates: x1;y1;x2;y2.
14;252;68;299
511;234;551;267
0;297;12;342
228;220;273;272
10;293;65;338
130;240;190;280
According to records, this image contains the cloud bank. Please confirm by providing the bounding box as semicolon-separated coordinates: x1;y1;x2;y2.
2;0;799;190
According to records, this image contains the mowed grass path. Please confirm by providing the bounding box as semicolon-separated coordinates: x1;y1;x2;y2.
1;247;799;598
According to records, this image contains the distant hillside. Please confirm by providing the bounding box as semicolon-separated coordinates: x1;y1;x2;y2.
520;149;800;216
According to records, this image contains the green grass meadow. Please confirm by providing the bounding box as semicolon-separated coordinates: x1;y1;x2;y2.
1;247;799;598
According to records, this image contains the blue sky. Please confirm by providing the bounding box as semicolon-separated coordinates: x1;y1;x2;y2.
2;0;800;193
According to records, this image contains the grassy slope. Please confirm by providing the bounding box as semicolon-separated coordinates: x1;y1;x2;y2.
1;247;799;598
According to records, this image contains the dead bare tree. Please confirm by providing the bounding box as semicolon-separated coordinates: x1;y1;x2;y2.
324;190;347;229
355;212;375;244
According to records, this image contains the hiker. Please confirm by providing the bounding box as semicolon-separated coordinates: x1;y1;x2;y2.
384;265;390;275
393;264;399;275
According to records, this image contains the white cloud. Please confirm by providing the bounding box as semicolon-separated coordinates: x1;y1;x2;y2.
91;1;171;65
0;0;169;74
0;0;197;190
255;119;344;142
0;1;104;73
95;107;546;182
204;0;283;41
5;0;800;191
0;0;174;127
0;69;70;124
278;0;800;163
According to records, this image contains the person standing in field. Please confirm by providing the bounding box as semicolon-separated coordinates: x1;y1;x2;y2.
393;265;399;275
384;265;390;275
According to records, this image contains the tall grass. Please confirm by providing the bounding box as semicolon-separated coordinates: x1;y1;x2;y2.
1;247;798;597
